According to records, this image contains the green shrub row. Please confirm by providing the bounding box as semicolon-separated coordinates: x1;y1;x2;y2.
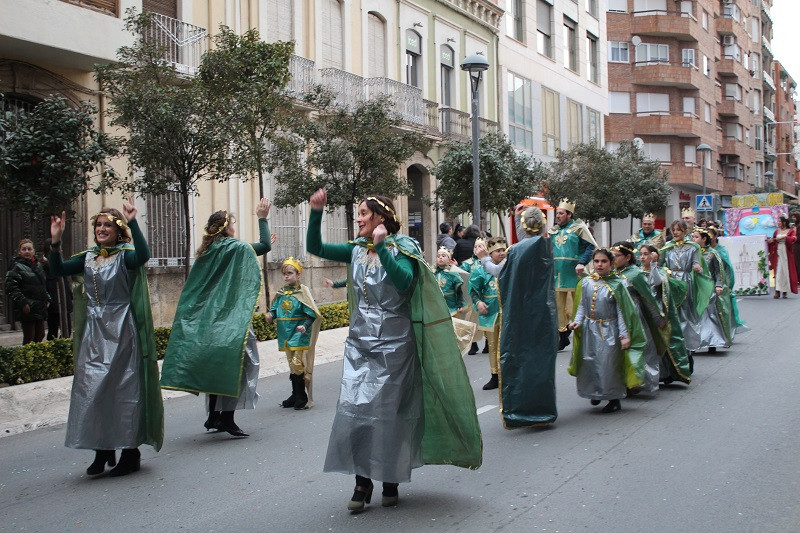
0;302;350;386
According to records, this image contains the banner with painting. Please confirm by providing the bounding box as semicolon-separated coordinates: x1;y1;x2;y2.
718;235;769;295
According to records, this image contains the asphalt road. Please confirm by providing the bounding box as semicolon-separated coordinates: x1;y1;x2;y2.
1;295;799;532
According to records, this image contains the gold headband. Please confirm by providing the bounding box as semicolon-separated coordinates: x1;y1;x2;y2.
365;197;399;223
487;238;507;254
693;226;713;238
92;212;129;231
612;244;635;254
437;246;453;257
204;213;230;237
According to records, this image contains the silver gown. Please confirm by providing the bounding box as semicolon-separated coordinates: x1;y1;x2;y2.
65;252;145;449
698;251;730;350
573;278;630;401
618;274;660;392
208;327;260;411
660;243;702;352
323;246;424;483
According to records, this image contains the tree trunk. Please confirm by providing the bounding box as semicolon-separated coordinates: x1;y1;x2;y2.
346;204;355;241
497;212;507;239
630;215;634;235
257;167;270;307
181;188;191;281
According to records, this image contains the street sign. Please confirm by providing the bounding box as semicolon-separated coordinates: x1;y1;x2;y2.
696;194;713;211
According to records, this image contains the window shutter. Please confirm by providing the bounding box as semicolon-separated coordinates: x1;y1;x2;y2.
61;0;119;16
143;0;177;18
321;0;343;69
266;0;293;42
368;14;386;78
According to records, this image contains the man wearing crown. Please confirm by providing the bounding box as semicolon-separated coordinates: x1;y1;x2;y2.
631;213;665;253
681;207;696;228
549;199;597;350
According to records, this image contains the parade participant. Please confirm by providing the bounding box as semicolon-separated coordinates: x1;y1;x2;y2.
434;247;466;316
41;239;72;340
453;224;480;265
659;220;714;362
630;213;665;254
161;199;272;438
461;237;488;355
567;248;646;413
436;222;457;252
306;189;481;512
469;236;506;390
549;199;597;350
266;257;321;410
640;245;692;384
49;202;163;476
681;207;696;228
691;228;732;352
497;207;559;427
768;216;798;299
612;241;669;393
708;226;747;333
5;238;49;344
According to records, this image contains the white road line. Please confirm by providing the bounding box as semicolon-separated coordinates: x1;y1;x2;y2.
476;404;498;415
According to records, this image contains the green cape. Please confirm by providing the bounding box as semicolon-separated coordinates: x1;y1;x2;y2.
660;240;714;317
351;235;483;470
618;265;670;357
161;238;262;397
567;274;647;389
715;244;745;328
498;235;559;428
71;244;164;452
701;247;733;345
653;267;692;383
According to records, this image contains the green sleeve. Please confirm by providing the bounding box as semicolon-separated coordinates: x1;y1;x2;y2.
332;279;348;289
455;279;465;309
50;247;85;276
306;208;354;263
124;219;151;269
300;304;317;330
269;294;279;316
469;270;484;305
375;241;415;292
251;218;271;256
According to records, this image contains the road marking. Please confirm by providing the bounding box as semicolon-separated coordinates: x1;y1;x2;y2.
476;404;498;415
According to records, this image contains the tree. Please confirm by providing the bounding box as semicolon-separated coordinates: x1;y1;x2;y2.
431;133;547;234
268;89;426;239
0;95;118;219
615;141;672;219
96;11;236;279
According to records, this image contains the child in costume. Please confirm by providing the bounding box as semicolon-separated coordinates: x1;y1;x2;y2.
266;257;321;410
567;248;646;413
469;236;506;390
434;246;466;316
691;228;732;352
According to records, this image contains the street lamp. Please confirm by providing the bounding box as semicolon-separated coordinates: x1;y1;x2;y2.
461;52;489;229
697;143;712;197
765;170;774;191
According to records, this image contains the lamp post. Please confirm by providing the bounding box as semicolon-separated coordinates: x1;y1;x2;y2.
696;143;712;197
765;170;774;191
460;53;489;229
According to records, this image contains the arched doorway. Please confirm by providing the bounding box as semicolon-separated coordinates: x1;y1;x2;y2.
407;165;424;244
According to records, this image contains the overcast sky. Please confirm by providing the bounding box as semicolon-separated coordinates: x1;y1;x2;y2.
771;1;800;86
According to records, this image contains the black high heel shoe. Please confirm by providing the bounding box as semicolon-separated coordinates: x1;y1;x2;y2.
219;411;249;437
86;450;116;476
590;399;601;406
204;411;222;431
348;480;374;512
109;448;140;477
601;399;621;413
382;482;399;507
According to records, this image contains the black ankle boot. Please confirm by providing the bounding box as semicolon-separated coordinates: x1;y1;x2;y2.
219;411;249;437
601;399;621;413
482;342;490;353
348;475;373;512
382;482;399;507
467;342;479;355
205;394;222;430
291;373;309;410
109;448;140;477
281;375;297;408
558;330;571;350
482;373;499;390
86;450;116;476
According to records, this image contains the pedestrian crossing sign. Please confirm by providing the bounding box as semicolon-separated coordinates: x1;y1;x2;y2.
696;195;713;211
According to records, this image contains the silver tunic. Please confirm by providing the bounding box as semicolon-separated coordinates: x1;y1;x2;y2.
573;278;629;401
618;274;660;392
65;252;145;449
208;327;260;411
698;251;730;350
661;243;702;352
323;246;424;483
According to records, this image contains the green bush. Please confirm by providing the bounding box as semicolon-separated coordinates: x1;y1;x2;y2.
0;301;350;386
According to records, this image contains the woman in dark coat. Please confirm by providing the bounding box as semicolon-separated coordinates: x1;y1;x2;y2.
5;238;49;344
453;224;481;265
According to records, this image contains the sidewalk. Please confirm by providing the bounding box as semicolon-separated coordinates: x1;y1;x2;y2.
0;327;349;438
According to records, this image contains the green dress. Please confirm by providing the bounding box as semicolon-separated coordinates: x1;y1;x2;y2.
549;219;597;290
434;266;465;314
469;264;500;331
271;285;318;351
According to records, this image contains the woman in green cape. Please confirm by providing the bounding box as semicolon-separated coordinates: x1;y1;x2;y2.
49;201;163;477
306;189;481;513
691;227;732;352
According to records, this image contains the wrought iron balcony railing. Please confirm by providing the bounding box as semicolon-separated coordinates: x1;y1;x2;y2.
287;55;316;96
142;13;207;77
365;78;423;125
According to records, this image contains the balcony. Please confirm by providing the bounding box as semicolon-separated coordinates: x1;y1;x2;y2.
763;105;775;122
718;56;750;79
440;108;471;140
479;118;499;136
763;70;776;92
721;137;752;159
365;78;423;126
287;55;316;96
718;97;750;118
142;14;208;77
762;2;773;23
765;141;777;160
716;17;749;45
633;112;704;138
669;164;705;187
630;10;701;42
319;68;365;110
762;36;774;59
632;62;704;89
423;100;439;134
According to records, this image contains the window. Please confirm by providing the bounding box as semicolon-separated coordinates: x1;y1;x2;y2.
506;0;524;41
507;72;533;151
367;13;386;78
704;102;711;123
701;10;709;29
751;54;760;77
703;54;710;76
609;91;631;113
320;0;344;69
752;90;762;113
725;122;743;141
722;3;740;21
266;0;293;42
542;87;560;156
635;43;669;65
587;108;601;147
563;17;578;72
683;96;696;117
750;17;760;40
755;125;763;150
633;0;666;15
641;142;671;162
607;0;627;12
725;83;741;101
755;161;764;186
537;0;553;59
636;92;669;116
682;48;696;67
684;145;696;165
567;99;583;147
585;0;598;18
609;41;630;63
144;191;190;267
745;128;751;147
587;32;599;83
679;1;692;17
724;164;744;181
405;29;422;88
440;45;454;107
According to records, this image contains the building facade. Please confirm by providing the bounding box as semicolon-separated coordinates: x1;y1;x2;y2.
770;59;799;196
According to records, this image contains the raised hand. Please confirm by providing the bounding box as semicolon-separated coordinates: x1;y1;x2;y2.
309;189;327;211
256;198;272;218
50;211;66;242
122;198;137;221
372;223;388;244
322;277;334;288
474;241;488;259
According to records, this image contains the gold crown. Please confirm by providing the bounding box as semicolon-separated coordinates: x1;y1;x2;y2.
282;256;303;274
558;198;576;213
487;237;508;254
437;246;453;257
681;207;696;218
91;212;129;231
642;213;656;223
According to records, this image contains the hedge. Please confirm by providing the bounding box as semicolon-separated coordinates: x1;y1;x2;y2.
0;302;350;386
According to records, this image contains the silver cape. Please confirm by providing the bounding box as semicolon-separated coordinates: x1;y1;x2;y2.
323;245;424;483
660;243;702;351
65;252;145;449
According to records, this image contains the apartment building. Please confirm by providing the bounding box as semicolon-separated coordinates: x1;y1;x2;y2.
605;0;762;225
769;59;799;196
0;0;503;324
